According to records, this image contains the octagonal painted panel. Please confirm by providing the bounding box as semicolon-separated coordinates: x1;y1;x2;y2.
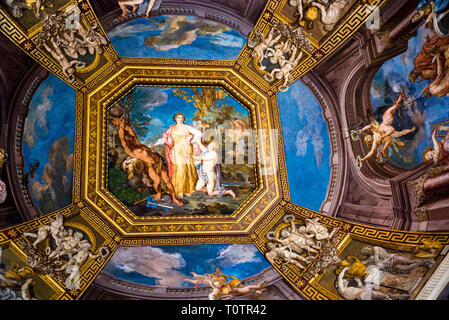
76;62;284;237
106;85;257;217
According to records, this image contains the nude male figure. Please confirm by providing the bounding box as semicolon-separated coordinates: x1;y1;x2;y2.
358;92;416;162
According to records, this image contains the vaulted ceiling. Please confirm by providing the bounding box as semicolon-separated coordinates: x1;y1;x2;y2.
0;0;448;301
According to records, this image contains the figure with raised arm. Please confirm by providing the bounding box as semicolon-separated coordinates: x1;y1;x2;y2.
111;117;183;206
358;92;416;162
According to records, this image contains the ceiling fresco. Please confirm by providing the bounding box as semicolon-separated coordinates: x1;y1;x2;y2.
107;85;256;217
370;26;449;170
0;0;448;303
102;244;270;288
107;16;247;60
23;74;76;215
278;79;331;211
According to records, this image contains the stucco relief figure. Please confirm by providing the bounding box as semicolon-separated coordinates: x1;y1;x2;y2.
248;28;282;69
358;92;416;163
304;217;337;242
360;246;433;274
22;214;109;288
413;239;444;258
266;215;340;273
5;0;29;18
5;0;52;19
41;38;86;83
289;0;313;22
36;11;108;83
151;112;202;199
23;214;64;249
267;216;320;256
111;117;183;206
311;0;350;31
265;39;294;65
265;242;313;270
333;245;433;300
58;240;108;288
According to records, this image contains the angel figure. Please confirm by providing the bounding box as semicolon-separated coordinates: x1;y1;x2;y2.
304;217;337;242
358;92;416;163
185;269;266;300
360;246;433;274
23;214;64;249
265;39;294;65
268;215;320;256
423;125;449;164
412;0;449;38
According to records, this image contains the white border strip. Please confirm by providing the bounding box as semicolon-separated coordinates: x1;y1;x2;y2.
415;251;449;300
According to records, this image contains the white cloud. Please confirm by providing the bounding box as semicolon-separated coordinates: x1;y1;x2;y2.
110;247;187;287
24;84;54;149
290;84;326;167
210;33;244;48
149;118;163;127
212;244;261;266
108;22;162;39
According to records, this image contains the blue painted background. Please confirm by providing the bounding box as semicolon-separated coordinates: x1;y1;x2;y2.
23;75;76;214
103;244;270;287
371;27;449;169
121;86;249;145
277;80;331;211
108;15;246;60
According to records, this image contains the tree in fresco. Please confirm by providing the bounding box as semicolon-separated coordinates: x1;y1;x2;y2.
172;87;247;130
172;87;254;185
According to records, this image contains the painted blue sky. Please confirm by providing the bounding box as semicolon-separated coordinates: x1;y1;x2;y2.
120;86;249;145
371;27;449;169
107;15;246;60
102;244;271;287
23;75;76;212
277;80;331;211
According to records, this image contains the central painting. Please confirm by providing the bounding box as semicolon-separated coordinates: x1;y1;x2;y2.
107;86;257;217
